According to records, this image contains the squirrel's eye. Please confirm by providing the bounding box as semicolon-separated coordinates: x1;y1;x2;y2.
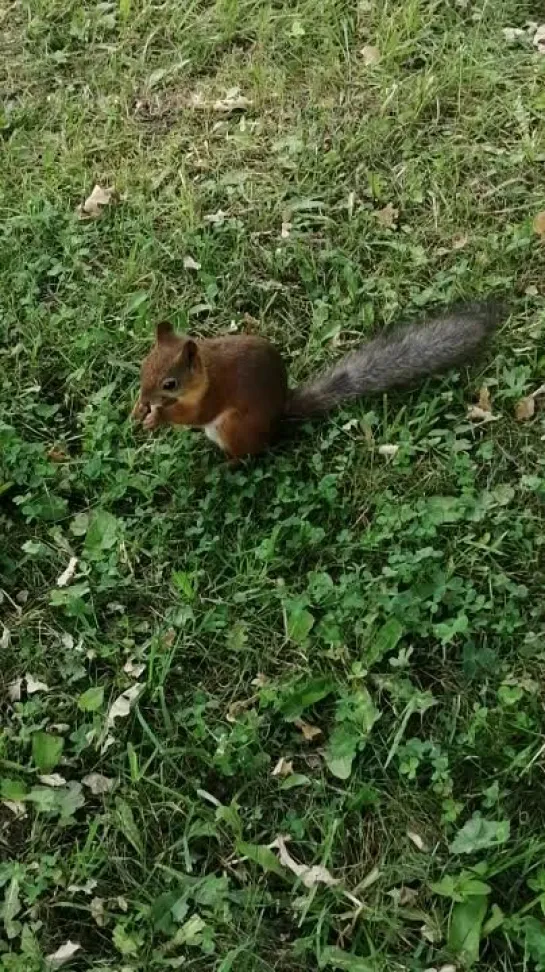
162;377;178;392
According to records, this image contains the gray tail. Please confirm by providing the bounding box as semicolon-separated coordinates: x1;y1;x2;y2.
285;301;504;418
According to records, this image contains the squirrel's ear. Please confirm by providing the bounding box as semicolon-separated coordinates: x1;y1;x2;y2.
156;321;174;343
181;338;199;371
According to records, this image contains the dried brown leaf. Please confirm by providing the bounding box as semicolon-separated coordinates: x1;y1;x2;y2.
25;674;50;694
90;897;106;927
39;774;67;788
82;772;116;795
360;45;381;66
57;556;78;588
378;443;399;458
294;718;322;742
452;233;468;250
106;683;142;728
46;940;81;967
533;210;545;236
183;255;201;270
123;658;146;679
272;757;294;778
407;828;429;853
77;184;115;221
2;800;27;818
47;447;69;463
274;834;339;888
376;203;398;228
533;23;545;53
8;677;22;702
515;396;535;421
467;386;498;423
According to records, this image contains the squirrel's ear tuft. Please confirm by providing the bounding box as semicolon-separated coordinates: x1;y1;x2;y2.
181;338;199;371
156;321;174;343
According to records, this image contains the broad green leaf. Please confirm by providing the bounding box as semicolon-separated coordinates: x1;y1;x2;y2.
450;814;510;855
280;774;311;790
2;877;21;939
115;797;143;856
78;685;104;712
521;916;545;965
0;779;28;801
113;923;140;956
85;510;119;554
278;677;336;720
449;895;488;965
237;841;285;878
482;904;504;936
285;602;314;644
325;724;359;780
326;688;380;779
366;617;404;666
31;732;64;773
319;946;376;970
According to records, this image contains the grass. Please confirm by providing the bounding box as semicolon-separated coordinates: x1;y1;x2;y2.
2;0;545;968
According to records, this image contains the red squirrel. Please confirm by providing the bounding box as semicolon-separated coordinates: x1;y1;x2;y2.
132;303;502;460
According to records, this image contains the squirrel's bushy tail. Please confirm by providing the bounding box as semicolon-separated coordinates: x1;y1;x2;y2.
285;301;503;418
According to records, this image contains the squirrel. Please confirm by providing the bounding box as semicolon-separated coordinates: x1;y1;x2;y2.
132;302;502;460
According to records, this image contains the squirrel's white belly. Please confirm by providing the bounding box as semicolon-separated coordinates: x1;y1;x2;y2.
203;416;226;450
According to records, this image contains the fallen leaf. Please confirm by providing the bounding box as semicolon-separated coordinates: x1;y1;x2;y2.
388;885;419;905
67;879;97;895
294;718;322;742
360;44;381;65
16;589;28;604
502;26;526;43
533;23;545;53
2;801;27;818
57;556;78;588
90;897;106;927
272;757;294;778
46;940;81;967
452;233;468;250
378;443;399;458
8;678;22;702
213;93;252;112
407;828;430;853
251;672;268;688
183;255;201;270
274;834;339;888
226;698;255;723
47;447;69;463
25;674;50;694
106;683;142;728
77;184;115;221
515;396;535;421
189;88;252;113
533;211;545;236
39;774;67;787
376;203;398;228
477;385;492;411
467;385;498;423
82;772;116;795
123;658;146;679
204;209;226;225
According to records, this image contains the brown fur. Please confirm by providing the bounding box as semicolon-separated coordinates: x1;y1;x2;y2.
134;303;502;458
134;321;287;457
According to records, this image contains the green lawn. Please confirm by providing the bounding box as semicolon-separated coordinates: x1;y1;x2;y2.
2;1;545;969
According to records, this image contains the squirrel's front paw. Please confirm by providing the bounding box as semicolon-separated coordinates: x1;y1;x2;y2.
143;405;163;430
131;398;148;422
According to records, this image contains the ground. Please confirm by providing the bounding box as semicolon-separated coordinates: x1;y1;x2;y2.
2;0;545;969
